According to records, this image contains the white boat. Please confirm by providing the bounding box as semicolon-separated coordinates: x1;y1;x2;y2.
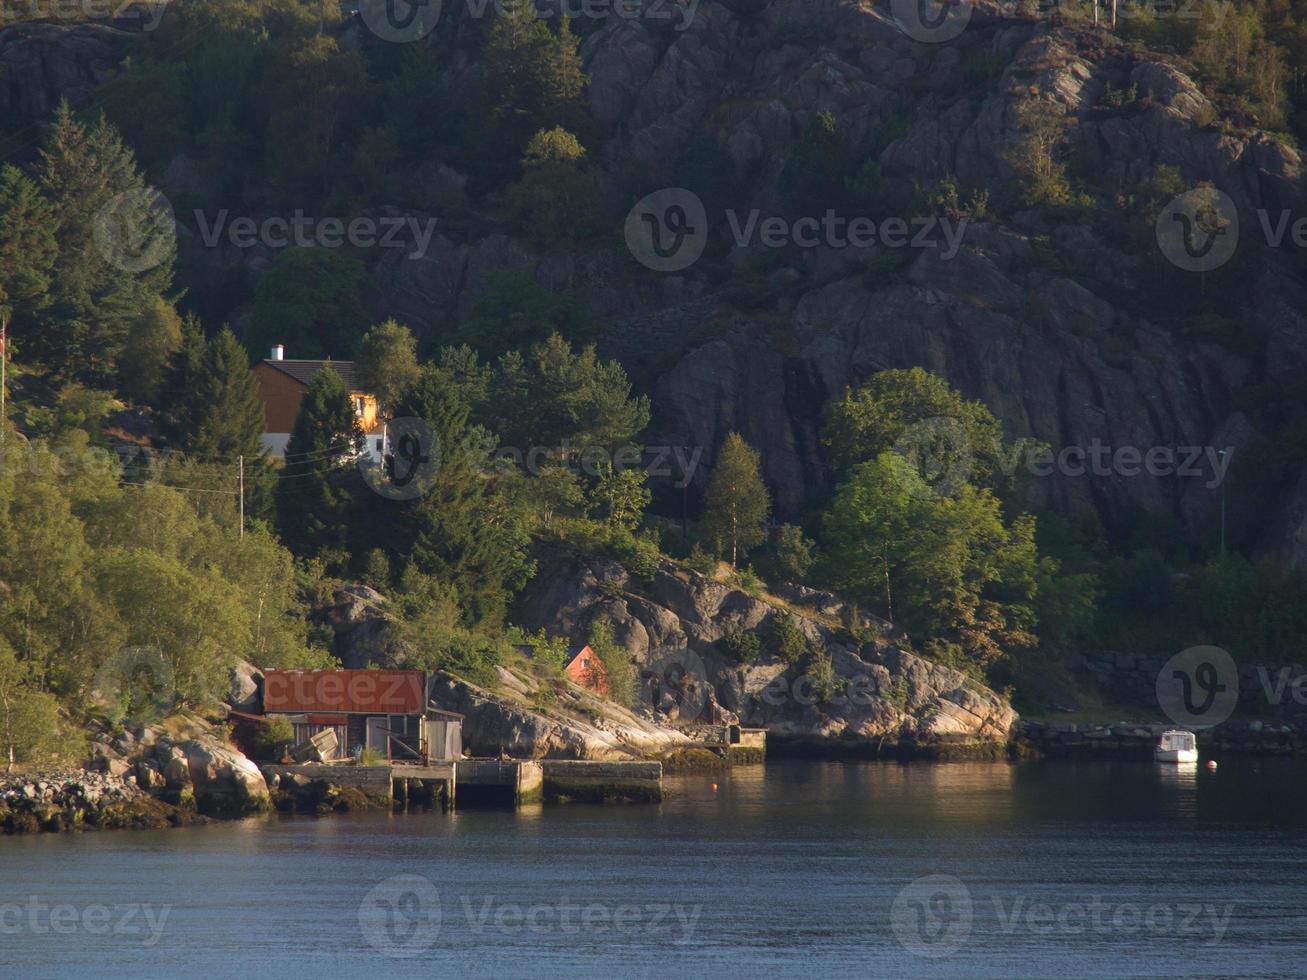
1155;729;1198;763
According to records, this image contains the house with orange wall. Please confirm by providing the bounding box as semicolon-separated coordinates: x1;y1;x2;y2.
252;344;385;459
562;644;610;696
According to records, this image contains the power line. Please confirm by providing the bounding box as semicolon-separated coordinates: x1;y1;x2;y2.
120;481;237;495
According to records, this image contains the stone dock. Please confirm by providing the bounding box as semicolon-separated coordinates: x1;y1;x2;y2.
261;758;665;809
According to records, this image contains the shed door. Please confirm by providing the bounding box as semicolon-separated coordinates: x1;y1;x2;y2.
366;716;389;757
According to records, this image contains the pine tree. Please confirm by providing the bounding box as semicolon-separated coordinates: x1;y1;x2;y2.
182;327;265;458
0;164;57;325
275;367;359;561
376;365;532;626
701;432;770;566
31;102;174;384
162;313;206;442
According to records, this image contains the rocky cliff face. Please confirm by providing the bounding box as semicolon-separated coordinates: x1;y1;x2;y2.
0;22;130;121
513;547;1017;750
376;4;1304;555
430;668;694;759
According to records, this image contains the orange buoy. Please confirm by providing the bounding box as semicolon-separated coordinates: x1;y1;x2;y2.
711;783;718;792
1206;760;1218;770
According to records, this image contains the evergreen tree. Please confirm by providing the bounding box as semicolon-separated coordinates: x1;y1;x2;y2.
700;432;770;566
482;10;586;130
376;365;533;626
31;102;174;384
162;313;207;442
486;333;649;460
0;164;57;326
180;327;265;458
275;367;359;562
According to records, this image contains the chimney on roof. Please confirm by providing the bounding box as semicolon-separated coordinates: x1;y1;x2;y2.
270;344;284;361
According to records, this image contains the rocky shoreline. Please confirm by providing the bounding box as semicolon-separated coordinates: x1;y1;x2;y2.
1016;719;1307;758
0;769;201;834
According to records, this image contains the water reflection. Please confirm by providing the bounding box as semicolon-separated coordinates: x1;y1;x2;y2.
1155;760;1200;819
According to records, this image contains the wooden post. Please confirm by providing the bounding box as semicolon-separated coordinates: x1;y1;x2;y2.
1;314;7;445
238;454;245;539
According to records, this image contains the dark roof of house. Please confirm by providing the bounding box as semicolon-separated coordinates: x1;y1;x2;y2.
262;359;362;391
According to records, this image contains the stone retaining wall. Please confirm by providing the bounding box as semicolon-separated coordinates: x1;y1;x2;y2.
261;764;393;797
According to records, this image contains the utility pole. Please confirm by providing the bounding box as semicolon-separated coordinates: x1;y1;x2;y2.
238;454;245;539
1;313;7;445
1218;448;1227;556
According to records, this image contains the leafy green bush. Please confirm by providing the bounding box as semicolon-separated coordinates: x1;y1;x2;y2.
588;618;635;706
251;715;294;761
672;135;740;209
736;565;765;595
250;247;366;360
768;611;809;664
462;272;595;358
719;626;761;664
507;127;600;246
686;544;717;575
772;524;815;581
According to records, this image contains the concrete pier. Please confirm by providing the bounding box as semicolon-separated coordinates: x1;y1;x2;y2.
539;760;664;803
455;760;543;806
261;762;455;809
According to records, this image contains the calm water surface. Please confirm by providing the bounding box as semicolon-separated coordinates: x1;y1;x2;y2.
4;759;1307;978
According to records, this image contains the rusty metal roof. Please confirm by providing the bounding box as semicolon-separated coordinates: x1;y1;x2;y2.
263;669;426;715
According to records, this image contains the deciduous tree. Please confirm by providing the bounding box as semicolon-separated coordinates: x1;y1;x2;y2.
700;432;770;566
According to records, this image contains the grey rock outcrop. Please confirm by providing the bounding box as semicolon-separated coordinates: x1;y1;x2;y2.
430;668;694;759
513;546;1017;749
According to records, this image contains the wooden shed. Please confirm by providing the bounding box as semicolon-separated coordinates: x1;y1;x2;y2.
260;669;463;764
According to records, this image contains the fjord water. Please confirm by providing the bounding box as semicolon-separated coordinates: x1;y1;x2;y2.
5;760;1307;978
